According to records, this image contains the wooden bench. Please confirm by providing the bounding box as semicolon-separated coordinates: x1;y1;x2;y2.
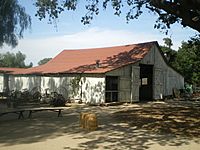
0;107;64;119
0;109;25;119
26;107;64;118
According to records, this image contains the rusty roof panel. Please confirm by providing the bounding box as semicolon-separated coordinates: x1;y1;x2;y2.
12;41;156;75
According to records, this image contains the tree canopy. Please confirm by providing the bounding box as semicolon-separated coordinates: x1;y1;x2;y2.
35;0;200;33
0;0;31;48
163;37;173;49
0;51;33;68
38;58;52;65
160;37;177;66
0;0;200;47
174;35;200;85
160;36;200;86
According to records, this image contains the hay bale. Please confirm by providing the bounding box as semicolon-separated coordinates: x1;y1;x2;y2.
80;112;98;131
85;113;98;131
80;112;89;128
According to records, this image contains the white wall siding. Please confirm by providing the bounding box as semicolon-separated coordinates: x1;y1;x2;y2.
106;65;132;102
131;66;140;102
165;67;184;95
141;45;184;99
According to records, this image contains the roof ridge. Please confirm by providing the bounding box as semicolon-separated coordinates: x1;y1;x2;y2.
61;41;157;52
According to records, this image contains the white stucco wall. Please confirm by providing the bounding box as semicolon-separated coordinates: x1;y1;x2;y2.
81;77;105;104
41;76;72;99
40;75;105;103
8;74;105;104
41;76;61;92
9;75;72;99
0;74;4;92
9;76;41;91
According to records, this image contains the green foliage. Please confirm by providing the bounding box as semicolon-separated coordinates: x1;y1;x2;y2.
160;38;177;67
160;35;200;86
38;58;52;65
34;0;200;33
163;37;173;49
161;36;200;85
70;76;82;96
0;51;32;68
174;35;200;85
0;0;31;47
160;45;177;66
1;0;199;47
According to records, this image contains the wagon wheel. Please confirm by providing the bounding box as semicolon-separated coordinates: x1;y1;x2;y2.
21;89;31;102
32;91;42;102
30;86;42;95
56;86;69;100
30;86;42;102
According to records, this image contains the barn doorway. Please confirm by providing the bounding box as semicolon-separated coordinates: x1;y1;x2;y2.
139;64;153;101
105;76;118;102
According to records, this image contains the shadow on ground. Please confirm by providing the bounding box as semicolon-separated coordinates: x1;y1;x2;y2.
0;100;200;150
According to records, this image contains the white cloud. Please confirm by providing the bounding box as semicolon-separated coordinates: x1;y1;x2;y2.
1;27;169;66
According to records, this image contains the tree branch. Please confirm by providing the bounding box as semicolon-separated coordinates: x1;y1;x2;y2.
150;0;200;32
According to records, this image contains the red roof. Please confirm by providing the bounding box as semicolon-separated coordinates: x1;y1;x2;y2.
0;67;26;74
13;41;157;75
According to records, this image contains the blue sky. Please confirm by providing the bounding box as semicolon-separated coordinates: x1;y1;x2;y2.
1;0;198;66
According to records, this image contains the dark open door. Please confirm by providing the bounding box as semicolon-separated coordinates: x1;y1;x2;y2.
139;64;153;101
105;76;118;102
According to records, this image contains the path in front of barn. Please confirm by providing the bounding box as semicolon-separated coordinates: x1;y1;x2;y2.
0;100;199;150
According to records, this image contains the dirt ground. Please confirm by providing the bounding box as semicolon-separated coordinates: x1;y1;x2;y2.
0;100;200;150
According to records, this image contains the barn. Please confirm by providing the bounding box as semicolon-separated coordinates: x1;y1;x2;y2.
1;41;184;104
0;68;26;94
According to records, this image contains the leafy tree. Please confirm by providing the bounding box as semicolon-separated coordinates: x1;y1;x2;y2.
34;0;200;33
0;51;33;68
1;0;200;47
160;37;177;66
38;58;52;65
0;0;31;48
163;37;173;49
174;35;200;85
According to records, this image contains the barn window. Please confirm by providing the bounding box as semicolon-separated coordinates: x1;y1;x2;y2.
105;76;118;102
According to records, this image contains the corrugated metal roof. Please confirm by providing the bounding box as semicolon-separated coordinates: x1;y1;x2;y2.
13;41;156;75
0;67;26;74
